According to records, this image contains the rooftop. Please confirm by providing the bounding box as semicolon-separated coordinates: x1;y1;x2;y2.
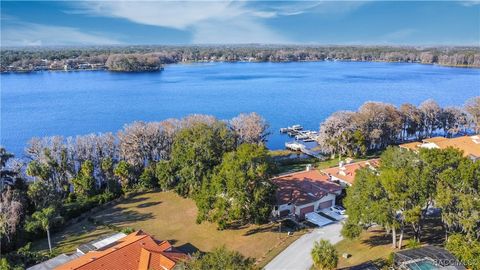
272;169;342;206
55;230;188;270
399;135;480;159
321;159;380;186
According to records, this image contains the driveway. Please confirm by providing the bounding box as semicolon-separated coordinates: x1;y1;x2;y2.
264;222;343;270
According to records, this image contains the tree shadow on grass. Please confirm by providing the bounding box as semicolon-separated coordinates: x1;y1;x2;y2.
176;243;200;255
243;224;277;236
137;201;162;208
94;207;154;226
361;233;392;247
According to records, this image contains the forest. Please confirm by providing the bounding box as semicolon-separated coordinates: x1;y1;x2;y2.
1;45;479;72
0;112;273;268
1;97;479;268
317;97;480;158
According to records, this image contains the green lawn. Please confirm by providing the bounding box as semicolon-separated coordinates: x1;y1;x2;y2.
32;191;307;266
335;227;393;268
336;218;445;268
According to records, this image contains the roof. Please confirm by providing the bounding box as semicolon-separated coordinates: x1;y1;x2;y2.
399;135;480;159
422;137;448;143
28;253;82;270
394;246;465;269
272;169;342;206
55;231;188;270
399;141;421;151
435;135;480;158
77;232;127;254
321;159;380;186
339;261;380;270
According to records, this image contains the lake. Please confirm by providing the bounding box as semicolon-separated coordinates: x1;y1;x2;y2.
1;61;479;156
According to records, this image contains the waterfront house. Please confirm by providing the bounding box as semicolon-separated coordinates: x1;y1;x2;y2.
321;159;380;187
51;230;188;270
271;166;342;220
400;135;480;161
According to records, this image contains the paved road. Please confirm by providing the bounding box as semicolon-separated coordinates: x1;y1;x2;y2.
264;222;343;270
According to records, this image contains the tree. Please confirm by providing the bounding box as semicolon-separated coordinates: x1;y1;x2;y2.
197;144;275;228
27;181;60;210
311;240;338;270
114;161;133;191
183;246;255;270
156;160;176;191
445;234;480;270
72;160;96;197
343;168;398;247
0;147;15;190
464;96;480;133
419;99;441;137
138;165;157;189
0;187;23;245
170;121;235;197
25;206;61;253
317;111;358;158
400;103;423;140
230;112;270;145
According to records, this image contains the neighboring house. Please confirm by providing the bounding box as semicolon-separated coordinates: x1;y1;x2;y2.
271;167;343;220
400;135;480;161
394;246;465;270
27;233;127;270
54;230;188;270
321;159;380;187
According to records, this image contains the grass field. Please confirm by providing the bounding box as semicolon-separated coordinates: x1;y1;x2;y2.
33;191;306;266
335;218;445;268
335;227;393;268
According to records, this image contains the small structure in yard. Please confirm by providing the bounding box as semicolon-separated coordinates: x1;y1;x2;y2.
271;167;342;220
394;246;465;270
338;261;379;270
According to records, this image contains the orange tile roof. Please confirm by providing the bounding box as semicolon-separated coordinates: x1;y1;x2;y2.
400;135;480;159
321;159;380;186
272;169;342;206
422;137;449;143
55;231;188;270
399;141;421;151
435;135;480;158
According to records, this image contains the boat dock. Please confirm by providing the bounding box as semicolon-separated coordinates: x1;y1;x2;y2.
280;125;319;142
285;142;323;159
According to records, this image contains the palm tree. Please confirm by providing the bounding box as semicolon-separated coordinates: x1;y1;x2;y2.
311;239;339;270
25;206;61;253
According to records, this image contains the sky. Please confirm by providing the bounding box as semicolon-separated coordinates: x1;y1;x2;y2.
1;1;479;46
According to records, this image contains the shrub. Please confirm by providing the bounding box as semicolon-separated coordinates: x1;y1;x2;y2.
311;240;338;270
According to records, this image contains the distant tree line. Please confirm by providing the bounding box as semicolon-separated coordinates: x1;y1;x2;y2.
342;146;480;269
0;112;272;268
317;97;480;158
1;45;479;72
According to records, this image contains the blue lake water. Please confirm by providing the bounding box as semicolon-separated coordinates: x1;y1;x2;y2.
1;61;479;156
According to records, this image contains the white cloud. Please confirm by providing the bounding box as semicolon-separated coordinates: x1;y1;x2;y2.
1;21;122;46
71;0;296;44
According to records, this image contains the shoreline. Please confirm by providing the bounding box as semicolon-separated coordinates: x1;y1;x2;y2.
2;59;479;74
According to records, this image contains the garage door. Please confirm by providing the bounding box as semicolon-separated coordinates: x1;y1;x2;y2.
299;205;314;219
318;200;333;210
279;210;290;217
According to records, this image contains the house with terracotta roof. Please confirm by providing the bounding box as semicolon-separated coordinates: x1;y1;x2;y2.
399;135;480;161
271;166;343;219
321;159;380;187
55;230;188;270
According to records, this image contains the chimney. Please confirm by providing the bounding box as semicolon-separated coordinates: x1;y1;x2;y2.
306;164;312;171
339;161;345;168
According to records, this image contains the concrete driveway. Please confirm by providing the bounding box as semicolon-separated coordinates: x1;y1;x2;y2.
264;222;343;270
